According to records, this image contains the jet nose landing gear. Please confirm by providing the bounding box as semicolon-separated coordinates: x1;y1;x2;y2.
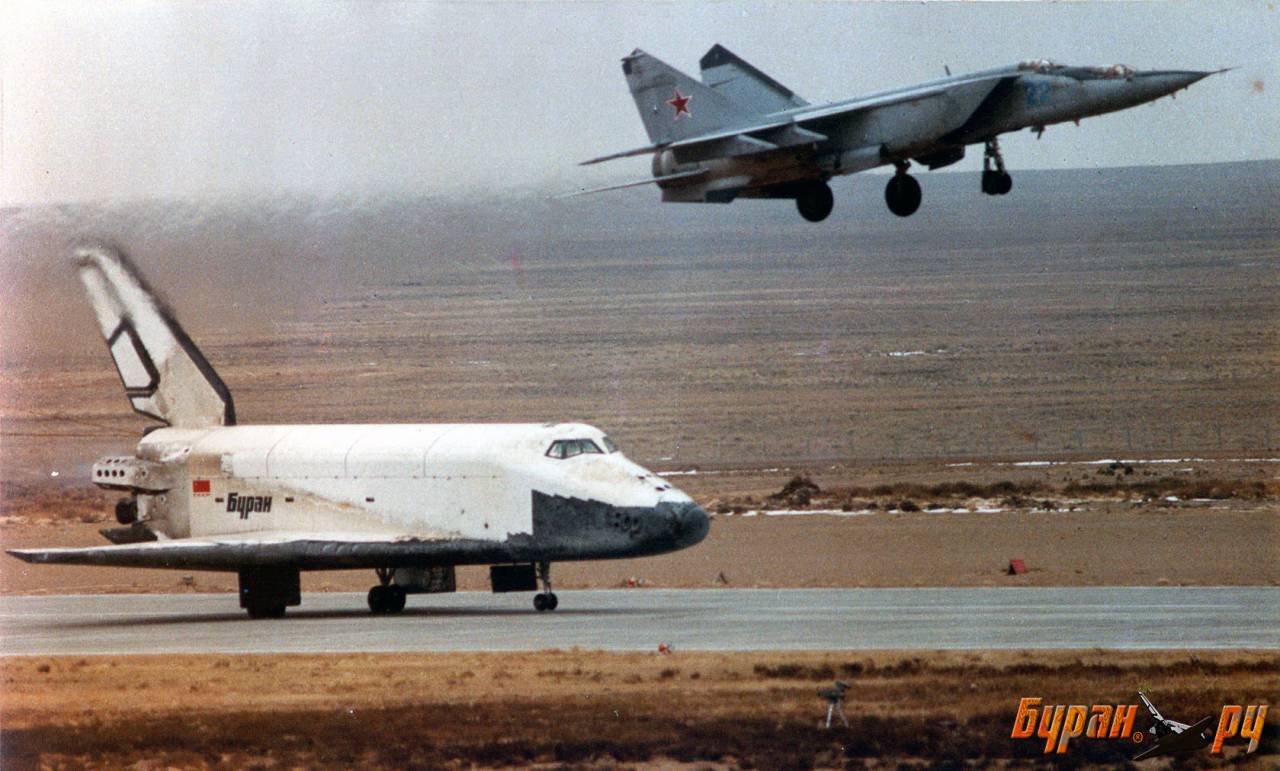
885;162;922;217
981;138;1013;196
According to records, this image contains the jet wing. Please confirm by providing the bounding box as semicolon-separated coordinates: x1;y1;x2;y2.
8;532;531;571
582;71;1014;166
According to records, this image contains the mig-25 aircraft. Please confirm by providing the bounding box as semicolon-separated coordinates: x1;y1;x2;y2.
578;45;1223;221
7;246;709;618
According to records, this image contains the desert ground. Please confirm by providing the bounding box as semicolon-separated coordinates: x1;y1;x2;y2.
1;162;1277;595
1;650;1276;768
1;163;1276;768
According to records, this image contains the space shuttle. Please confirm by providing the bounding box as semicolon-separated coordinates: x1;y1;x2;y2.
8;246;709;618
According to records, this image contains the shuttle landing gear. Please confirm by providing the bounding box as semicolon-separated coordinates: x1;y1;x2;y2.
533;561;558;612
981;138;1013;195
795;181;834;222
885;162;922;217
239;566;300;619
368;567;407;614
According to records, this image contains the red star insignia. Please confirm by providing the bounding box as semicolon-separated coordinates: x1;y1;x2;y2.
667;89;692;119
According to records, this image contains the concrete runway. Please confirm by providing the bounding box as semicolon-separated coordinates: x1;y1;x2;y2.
1;587;1276;655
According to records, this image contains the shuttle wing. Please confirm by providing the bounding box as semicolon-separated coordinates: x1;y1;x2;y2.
8;532;531;572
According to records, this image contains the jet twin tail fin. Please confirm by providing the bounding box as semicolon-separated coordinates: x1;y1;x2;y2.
699;44;808;113
76;244;235;428
623;48;754;145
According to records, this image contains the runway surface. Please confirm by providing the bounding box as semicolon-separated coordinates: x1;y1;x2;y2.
1;587;1276;655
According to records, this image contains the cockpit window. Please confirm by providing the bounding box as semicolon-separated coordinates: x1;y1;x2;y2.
1060;64;1135;81
546;438;604;459
602;435;619;453
1017;59;1064;74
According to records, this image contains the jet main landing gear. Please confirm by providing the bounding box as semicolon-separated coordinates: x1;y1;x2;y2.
795;181;834;222
884;161;922;217
981;138;1013;196
533;561;558;612
368;567;407;614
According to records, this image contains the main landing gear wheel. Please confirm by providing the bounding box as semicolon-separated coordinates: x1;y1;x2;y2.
795;181;834;223
368;585;407;614
533;561;559;612
884;165;922;217
981;138;1013;196
368;567;407;614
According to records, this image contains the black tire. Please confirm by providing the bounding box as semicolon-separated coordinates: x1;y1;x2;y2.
981;170;996;195
795;182;834;222
996;171;1013;195
387;586;407;613
368;585;392;614
546;592;559;611
247;602;286;619
533;593;549;612
885;174;922;217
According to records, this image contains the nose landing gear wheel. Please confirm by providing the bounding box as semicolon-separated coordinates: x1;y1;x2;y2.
884;173;922;217
795;181;834;222
981;138;1013;196
981;170;1013;195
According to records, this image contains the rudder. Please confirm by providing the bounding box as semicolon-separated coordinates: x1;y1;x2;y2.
76;244;234;428
623;48;751;145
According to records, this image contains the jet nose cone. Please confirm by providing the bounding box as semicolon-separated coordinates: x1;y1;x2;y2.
1140;69;1218;97
668;501;710;549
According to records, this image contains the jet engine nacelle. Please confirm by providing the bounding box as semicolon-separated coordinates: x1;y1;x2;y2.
652;149;701;185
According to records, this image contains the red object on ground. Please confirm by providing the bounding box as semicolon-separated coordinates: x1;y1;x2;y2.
1008;559;1028;575
657;643;671;654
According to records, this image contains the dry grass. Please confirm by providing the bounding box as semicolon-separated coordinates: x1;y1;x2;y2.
1;650;1276;769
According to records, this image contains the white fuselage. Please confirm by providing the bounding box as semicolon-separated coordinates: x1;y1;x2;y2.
121;422;689;545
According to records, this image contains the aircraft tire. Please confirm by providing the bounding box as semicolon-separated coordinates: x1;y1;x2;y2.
546;592;559;611
885;175;922;217
996;172;1013;195
534;593;549;612
981;170;996;195
368;585;405;614
796;182;834;222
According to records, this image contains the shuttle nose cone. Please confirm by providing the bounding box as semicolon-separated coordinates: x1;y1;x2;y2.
667;501;710;549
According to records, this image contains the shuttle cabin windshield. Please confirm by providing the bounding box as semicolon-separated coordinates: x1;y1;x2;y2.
546;436;620;459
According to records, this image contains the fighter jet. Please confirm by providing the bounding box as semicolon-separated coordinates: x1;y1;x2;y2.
577;45;1224;222
7;246;709;618
1131;691;1215;761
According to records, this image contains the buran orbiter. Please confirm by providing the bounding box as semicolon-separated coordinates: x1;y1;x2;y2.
8;246;709;618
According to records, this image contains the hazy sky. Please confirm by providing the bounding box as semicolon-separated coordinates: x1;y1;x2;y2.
1;1;1275;205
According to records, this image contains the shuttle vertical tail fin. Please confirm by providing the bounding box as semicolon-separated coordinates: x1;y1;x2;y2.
75;244;235;428
623;48;751;145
